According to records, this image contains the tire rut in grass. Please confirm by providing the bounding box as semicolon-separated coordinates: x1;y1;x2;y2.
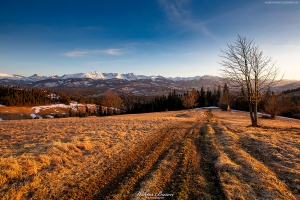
128;125;187;199
162;122;221;200
92;123;188;200
145;124;195;199
63;125;175;200
197;123;226;200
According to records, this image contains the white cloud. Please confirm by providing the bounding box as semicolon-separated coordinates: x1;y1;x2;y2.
159;0;191;21
158;0;216;39
64;49;123;57
0;73;12;77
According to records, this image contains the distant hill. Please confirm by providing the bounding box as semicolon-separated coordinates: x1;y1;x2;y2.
282;86;300;96
0;71;299;95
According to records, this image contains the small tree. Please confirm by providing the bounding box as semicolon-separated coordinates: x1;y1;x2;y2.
181;89;199;109
219;35;282;126
264;93;293;119
219;83;230;106
101;90;124;109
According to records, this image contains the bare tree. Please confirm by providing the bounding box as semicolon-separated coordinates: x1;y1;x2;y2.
219;35;282;126
265;93;293;119
101;90;124;109
181;89;199;109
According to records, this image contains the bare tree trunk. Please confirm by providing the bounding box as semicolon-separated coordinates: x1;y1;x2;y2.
253;101;258;126
253;73;259;126
249;102;255;126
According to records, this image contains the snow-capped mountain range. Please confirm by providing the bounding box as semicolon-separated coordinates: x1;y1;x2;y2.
0;71;214;82
0;72;298;95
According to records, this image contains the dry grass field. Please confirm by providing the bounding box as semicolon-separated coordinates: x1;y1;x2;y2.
0;109;300;199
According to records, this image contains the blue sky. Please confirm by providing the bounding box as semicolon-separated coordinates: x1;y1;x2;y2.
0;0;299;79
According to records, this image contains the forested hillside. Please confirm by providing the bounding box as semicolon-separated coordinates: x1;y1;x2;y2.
0;85;71;106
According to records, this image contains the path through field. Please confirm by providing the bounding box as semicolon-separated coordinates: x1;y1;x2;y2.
91;120;225;200
91;110;299;200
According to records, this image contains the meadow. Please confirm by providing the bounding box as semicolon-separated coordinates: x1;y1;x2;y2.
0;109;299;199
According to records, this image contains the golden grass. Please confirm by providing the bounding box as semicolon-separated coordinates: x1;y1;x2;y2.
0;109;299;199
210;109;300;199
0;112;191;199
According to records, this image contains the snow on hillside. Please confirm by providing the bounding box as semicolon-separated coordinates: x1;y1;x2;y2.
31;102;94;113
0;73;49;81
61;72;106;79
168;76;202;81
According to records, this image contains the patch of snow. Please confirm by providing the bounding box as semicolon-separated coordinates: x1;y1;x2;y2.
0;73;50;81
44;82;59;87
85;71;105;79
30;114;42;119
83;81;92;86
61;73;86;79
202;106;219;109
0;104;6;107
45;115;54;118
168;76;202;81
31;103;93;113
37;115;43;119
232;109;300;121
231;109;247;113
30;114;37;118
276;116;300;121
62;71;106;79
32;107;41;113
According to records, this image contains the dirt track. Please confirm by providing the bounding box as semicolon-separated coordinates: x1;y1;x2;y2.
87;120;224;200
53;120;222;199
